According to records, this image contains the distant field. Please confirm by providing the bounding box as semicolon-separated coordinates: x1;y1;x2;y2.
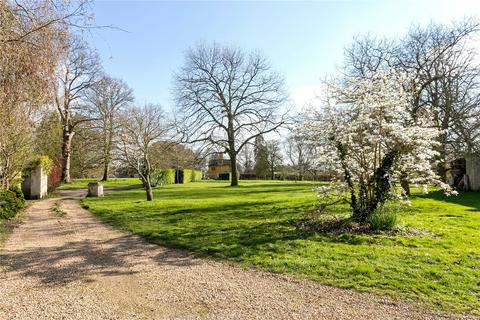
57;178;142;190
83;180;480;315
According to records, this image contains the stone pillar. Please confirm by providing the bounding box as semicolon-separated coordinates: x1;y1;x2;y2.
466;155;480;191
87;182;104;197
22;166;48;199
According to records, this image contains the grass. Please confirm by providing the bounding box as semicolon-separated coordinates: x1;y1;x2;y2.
82;180;480;314
57;178;142;190
51;202;67;217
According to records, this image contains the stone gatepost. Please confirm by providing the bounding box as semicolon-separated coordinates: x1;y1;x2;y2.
87;182;104;197
22;165;48;199
466;155;480;191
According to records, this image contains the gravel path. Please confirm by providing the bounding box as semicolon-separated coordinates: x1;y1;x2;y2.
0;193;476;320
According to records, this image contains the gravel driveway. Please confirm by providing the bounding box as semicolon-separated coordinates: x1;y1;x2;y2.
0;193;476;320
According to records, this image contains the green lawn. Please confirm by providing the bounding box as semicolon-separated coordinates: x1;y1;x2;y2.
57;178;142;190
82;180;480;314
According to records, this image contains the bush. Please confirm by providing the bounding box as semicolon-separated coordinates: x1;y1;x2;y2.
366;205;397;231
0;187;26;220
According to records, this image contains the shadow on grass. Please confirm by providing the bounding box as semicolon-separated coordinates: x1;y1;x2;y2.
414;190;480;212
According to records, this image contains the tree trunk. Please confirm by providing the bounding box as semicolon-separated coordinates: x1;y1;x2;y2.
146;183;153;201
400;173;410;196
61;127;74;184
230;152;239;187
102;122;114;181
101;162;109;181
141;174;153;201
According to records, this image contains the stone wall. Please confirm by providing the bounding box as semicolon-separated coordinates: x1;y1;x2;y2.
466;155;480;191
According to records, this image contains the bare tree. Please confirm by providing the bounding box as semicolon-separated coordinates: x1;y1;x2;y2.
54;36;102;183
117;104;170;201
70;122;103;177
343;34;393;79
285;130;317;181
86;75;134;181
174;43;288;186
264;140;283;180
150;141;203;170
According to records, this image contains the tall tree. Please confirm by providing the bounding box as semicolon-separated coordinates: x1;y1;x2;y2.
54;37;101;183
0;0;65;189
117;104;170;201
70;122;103;178
174;43;287;186
254;135;269;179
86;76;134;181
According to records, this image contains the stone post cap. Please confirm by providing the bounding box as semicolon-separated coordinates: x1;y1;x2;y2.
88;181;103;187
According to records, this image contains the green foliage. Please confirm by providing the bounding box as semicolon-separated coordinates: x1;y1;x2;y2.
34;112;62;164
192;170;203;181
0;186;26;220
182;169;203;183
83;181;480;314
254;149;269;178
151;168;175;186
366;205;398;231
23;155;54;177
183;169;192;183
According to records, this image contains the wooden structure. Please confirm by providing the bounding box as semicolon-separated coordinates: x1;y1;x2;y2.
207;153;231;180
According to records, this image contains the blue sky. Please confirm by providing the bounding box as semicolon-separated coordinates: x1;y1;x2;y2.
89;0;480;110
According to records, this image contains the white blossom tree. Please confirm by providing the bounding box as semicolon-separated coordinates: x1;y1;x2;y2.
308;71;454;223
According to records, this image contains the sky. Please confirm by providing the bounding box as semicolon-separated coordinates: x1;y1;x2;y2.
89;0;480;111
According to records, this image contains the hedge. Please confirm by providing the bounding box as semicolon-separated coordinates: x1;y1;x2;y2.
0;186;25;220
151;168;175;186
151;168;203;185
183;169;203;183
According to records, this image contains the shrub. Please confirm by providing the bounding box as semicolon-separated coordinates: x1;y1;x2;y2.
48;164;62;192
23;155;54;177
366;205;397;231
0;187;26;220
